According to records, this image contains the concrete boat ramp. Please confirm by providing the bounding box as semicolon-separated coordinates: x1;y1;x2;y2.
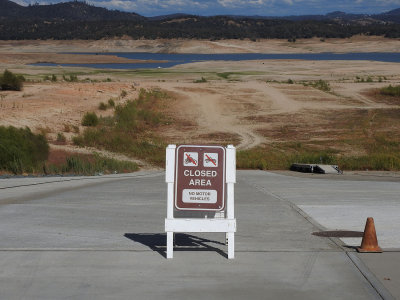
0;171;399;299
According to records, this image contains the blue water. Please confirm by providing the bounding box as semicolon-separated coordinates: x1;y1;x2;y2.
33;52;400;69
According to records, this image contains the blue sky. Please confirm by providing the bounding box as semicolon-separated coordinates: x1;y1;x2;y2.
15;0;400;16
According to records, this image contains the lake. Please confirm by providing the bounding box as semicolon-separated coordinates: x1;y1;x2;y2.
33;52;400;69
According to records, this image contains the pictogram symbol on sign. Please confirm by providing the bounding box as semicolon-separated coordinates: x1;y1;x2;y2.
204;153;218;167
175;145;225;211
184;152;198;166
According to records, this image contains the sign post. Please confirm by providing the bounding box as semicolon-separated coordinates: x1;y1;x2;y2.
165;144;236;259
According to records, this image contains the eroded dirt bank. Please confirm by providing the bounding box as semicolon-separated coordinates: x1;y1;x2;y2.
1;36;399;55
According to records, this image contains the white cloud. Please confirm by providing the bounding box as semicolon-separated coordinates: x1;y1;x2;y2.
93;0;138;11
12;0;29;5
217;0;278;8
217;0;242;7
92;0;208;12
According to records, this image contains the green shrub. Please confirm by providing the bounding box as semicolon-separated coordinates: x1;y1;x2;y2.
312;80;330;92
303;79;331;92
73;89;169;166
115;100;138;130
72;125;80;133
380;85;400;97
72;135;84;146
0;126;49;174
45;153;138;175
194;77;207;83
63;74;78;82
217;73;231;79
98;102;108;110
56;132;66;143
81;112;99;127
120;90;128;98
0;70;24;91
108;98;115;107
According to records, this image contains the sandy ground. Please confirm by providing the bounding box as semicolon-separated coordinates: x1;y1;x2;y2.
152;59;400;149
0;81;137;135
0;38;400;165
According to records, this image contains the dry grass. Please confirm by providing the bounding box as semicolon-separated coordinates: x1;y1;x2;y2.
363;88;400;105
240;107;400;170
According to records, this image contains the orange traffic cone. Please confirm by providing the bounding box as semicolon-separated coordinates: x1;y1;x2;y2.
357;217;382;253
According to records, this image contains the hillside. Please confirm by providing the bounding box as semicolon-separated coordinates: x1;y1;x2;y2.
0;0;399;39
0;0;143;21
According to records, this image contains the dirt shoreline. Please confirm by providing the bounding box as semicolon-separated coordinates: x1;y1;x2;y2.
1;36;399;55
0;53;166;64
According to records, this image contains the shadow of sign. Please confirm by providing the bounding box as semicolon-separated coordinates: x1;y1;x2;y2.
124;233;227;258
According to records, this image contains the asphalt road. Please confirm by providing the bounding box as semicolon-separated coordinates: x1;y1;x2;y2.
0;170;398;299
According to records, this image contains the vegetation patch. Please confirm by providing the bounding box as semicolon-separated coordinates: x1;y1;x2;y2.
82;112;99;126
364;87;400;105
98;102;108;110
73;88;171;166
241;108;400;171
108;98;115;107
217;72;232;79
45;150;138;175
63;74;79;82
43;74;57;82
0;126;49;174
216;72;262;80
237;141;400;171
0;70;25;91
303;79;331;92
380;85;400;97
355;76;374;83
194;77;207;83
237;144;337;170
2;4;400;40
56;132;67;144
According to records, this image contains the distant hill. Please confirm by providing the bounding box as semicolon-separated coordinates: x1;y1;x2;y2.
0;0;22;18
0;0;399;39
377;8;400;23
148;13;195;21
240;9;400;24
0;0;143;21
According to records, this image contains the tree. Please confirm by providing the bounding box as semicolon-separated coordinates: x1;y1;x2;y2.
0;70;23;91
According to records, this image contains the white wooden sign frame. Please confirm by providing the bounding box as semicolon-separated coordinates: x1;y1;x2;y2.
165;144;237;259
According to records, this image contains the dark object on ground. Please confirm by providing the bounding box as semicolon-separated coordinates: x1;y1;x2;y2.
290;163;342;174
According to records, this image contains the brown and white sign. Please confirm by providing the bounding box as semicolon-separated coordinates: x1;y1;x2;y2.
175;145;225;211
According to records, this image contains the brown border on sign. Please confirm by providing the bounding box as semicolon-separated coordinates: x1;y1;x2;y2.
175;145;225;211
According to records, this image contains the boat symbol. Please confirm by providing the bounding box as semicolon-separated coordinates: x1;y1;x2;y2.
205;157;216;164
